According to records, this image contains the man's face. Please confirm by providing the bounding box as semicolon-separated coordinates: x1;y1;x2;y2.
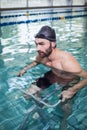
35;38;53;58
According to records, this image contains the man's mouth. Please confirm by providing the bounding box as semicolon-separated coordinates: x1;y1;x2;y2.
38;51;45;57
38;51;44;54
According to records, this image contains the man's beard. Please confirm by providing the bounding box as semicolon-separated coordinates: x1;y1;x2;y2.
38;43;52;58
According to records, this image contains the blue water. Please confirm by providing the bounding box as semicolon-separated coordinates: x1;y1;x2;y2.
0;8;87;130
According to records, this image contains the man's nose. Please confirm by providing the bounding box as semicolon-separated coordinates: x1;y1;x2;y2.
37;45;41;51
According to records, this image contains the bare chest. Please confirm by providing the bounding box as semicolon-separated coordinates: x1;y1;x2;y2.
45;61;74;79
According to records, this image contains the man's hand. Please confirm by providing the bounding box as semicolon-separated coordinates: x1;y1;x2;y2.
17;69;26;77
60;89;76;102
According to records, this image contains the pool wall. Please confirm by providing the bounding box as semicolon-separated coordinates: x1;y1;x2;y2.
1;0;87;10
0;7;87;27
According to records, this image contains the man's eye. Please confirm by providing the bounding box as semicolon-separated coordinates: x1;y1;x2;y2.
40;43;45;45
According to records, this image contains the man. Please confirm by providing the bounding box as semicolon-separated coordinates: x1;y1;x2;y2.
17;25;87;102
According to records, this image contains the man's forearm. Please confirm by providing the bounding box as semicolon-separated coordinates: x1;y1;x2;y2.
17;61;39;77
23;61;39;71
69;78;87;93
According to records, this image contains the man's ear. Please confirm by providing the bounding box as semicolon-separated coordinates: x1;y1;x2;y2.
51;42;56;48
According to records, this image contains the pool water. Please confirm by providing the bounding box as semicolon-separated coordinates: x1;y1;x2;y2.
0;8;87;130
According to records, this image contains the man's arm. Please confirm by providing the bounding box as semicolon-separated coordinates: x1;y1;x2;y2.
17;61;39;77
59;52;87;102
61;69;87;102
68;69;87;93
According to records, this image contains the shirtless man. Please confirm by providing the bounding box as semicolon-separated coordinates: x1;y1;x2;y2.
17;25;87;102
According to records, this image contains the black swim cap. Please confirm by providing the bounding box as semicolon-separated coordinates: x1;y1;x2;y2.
35;26;56;42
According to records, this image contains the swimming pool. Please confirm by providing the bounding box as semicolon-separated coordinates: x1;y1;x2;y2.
0;7;87;130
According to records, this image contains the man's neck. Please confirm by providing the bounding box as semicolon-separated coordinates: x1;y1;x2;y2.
48;48;57;61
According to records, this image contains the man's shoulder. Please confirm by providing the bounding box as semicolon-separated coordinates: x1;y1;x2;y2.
55;49;71;59
60;50;74;60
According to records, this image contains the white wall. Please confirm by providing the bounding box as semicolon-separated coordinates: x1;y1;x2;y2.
1;0;86;9
53;0;67;6
73;0;85;5
29;0;53;7
1;0;26;8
